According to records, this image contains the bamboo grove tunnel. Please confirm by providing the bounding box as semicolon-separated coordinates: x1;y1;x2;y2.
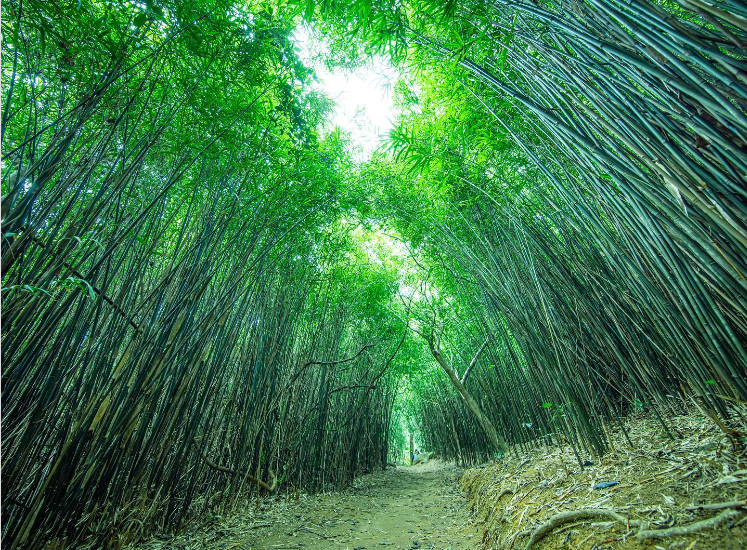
1;0;747;548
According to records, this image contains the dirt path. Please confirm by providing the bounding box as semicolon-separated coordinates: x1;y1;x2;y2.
258;461;479;550
141;461;480;550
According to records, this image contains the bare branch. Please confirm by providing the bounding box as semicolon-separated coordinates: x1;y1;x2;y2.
304;343;376;368
194;441;277;492
461;338;490;385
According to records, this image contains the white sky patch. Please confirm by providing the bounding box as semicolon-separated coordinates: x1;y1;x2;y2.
292;26;397;160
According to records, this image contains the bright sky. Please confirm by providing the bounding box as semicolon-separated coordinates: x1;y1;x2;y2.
292;26;397;160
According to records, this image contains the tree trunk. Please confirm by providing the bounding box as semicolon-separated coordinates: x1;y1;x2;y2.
428;340;508;454
448;415;463;466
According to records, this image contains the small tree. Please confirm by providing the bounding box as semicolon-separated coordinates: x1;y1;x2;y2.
409;279;508;456
424;334;508;455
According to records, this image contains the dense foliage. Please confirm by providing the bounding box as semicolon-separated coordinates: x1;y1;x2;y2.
2;0;746;548
1;1;407;547
315;0;747;458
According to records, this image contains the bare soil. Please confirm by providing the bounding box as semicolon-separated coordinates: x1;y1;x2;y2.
135;461;479;550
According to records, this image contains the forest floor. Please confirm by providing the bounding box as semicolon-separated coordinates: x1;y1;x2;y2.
136;460;479;550
462;412;747;549
136;412;747;550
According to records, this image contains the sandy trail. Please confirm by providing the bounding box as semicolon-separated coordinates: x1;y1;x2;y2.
148;461;480;550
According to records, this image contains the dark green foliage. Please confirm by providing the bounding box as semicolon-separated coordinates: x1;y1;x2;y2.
1;1;404;548
313;0;747;461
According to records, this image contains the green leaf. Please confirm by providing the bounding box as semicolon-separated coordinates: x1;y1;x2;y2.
304;0;315;20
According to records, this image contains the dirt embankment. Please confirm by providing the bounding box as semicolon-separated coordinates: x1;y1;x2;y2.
461;414;747;549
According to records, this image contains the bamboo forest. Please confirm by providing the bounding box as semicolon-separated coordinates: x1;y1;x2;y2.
2;0;747;549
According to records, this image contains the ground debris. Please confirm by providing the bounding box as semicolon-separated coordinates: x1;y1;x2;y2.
461;412;747;549
132;461;477;550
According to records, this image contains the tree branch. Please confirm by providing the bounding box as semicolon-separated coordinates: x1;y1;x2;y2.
194;441;277;492
28;234;142;333
461;338;490;385
304;343;376;368
327;384;376;396
258;342;378;432
428;338;458;379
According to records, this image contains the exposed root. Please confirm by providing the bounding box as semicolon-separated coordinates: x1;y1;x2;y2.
686;499;747;512
523;506;746;547
523;508;641;549
637;508;746;542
